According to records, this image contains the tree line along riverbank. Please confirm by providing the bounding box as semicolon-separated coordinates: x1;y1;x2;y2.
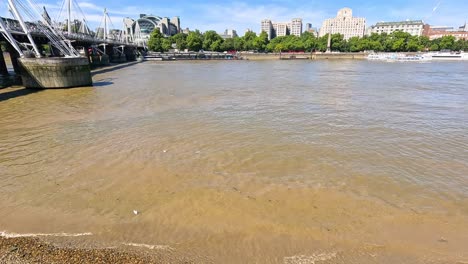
146;28;468;53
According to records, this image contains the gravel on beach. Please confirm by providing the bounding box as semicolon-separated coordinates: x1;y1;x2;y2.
0;236;191;264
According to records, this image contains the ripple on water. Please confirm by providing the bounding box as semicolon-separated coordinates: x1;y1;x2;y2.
0;60;468;261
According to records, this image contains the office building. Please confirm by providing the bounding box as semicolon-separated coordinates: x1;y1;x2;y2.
368;20;424;36
319;8;366;40
260;18;303;40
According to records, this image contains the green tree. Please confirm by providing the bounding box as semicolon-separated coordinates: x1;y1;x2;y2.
347;36;360;52
419;36;431;51
331;34;346;51
301;31;317;51
316;35;329;52
386;31;412;52
391;38;406;51
243;31;257;50
210;39;223;51
162;38;172;51
274;43;284;52
459;39;468;51
221;38;235;51
369;40;384;51
147;28;164;52
170;33;188;50
186;30;203;51
233;37;245;51
430;43;439;51
286;35;304;51
265;36;284;52
439;35;456;50
406;36;422;52
203;30;223;51
253;31;269;51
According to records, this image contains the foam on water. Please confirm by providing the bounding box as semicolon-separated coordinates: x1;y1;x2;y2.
122;242;173;251
284;252;338;264
0;231;93;238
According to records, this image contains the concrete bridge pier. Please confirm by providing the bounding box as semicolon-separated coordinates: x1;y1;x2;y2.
109;45;127;63
88;44;110;67
125;47;137;61
0;45;8;76
5;43;22;75
18;57;92;88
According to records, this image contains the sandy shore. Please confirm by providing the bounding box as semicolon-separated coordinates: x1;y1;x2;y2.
0;236;192;264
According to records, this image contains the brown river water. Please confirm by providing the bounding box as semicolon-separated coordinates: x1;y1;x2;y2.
1;60;468;263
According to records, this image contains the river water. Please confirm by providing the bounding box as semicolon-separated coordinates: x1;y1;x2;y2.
1;60;468;263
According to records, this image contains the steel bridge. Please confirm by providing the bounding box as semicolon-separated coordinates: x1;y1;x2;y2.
0;0;146;75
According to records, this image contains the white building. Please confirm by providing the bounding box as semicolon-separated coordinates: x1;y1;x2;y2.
290;18;303;37
261;19;273;40
221;29;238;39
319;8;366;40
261;18;303;39
273;22;289;37
123;14;181;45
368;20;424;36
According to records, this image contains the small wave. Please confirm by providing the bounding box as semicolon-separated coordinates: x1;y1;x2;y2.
0;231;92;238
284;252;337;264
122;242;173;251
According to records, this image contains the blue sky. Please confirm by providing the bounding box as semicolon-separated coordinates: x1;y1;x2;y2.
1;0;467;34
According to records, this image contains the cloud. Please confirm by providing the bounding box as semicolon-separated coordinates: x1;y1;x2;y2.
2;0;467;35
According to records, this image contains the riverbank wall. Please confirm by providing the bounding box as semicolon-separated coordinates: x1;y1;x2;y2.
240;52;368;60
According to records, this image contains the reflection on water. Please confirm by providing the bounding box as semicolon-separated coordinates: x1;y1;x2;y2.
1;60;468;262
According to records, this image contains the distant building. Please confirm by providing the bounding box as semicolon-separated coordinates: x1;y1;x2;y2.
290;18;303;37
304;23;318;36
319;8;366;40
260;18;303;40
221;29;238;39
274;22;289;37
368;20;424;36
430;26;454;31
123;14;181;45
261;19;274;39
108;29;122;40
308;28;319;37
423;24;468;40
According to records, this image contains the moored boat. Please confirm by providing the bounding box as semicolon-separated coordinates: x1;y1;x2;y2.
367;53;432;62
430;51;468;60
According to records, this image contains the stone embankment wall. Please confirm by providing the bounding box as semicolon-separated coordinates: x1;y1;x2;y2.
240;52;368;60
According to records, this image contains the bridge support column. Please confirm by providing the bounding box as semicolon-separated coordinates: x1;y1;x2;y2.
125;47;137;61
18;57;92;88
5;43;22;75
0;45;8;76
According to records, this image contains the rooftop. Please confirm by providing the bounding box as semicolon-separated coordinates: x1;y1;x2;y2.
374;20;424;26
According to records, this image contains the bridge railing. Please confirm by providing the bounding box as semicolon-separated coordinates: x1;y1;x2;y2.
1;18;42;34
1;17;140;48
